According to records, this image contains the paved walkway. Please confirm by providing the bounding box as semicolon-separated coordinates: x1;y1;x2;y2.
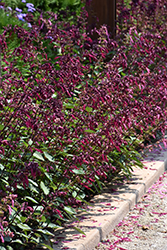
95;171;167;250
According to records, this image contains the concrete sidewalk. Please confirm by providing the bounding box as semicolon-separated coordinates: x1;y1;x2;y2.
52;145;167;250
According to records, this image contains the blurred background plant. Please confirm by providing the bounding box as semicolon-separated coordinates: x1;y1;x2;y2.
2;0;83;14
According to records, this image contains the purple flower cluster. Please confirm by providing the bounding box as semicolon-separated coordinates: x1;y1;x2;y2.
26;3;36;12
15;2;35;24
16;12;26;21
2;0;36;27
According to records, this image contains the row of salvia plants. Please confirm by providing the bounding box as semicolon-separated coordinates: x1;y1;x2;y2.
0;0;166;249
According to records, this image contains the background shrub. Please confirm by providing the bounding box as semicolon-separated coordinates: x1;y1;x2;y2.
3;0;83;13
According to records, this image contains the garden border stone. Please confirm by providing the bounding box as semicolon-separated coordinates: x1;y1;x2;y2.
53;146;167;250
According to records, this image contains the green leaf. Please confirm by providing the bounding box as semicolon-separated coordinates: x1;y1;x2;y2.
64;206;76;215
72;169;85;175
18;233;29;240
20;216;27;223
44;172;53;182
28;139;33;146
7;246;13;250
73;226;86;235
33;151;44;161
64;103;75;109
40;215;47;222
40;181;50;195
0;124;4;130
29;236;40;243
121;72;126;77
52;93;57;98
29;183;39;194
50;182;57;191
28;178;38;187
72;191;77;198
23;141;28;147
118;67;123;73
85;129;96;133
44;152;55;162
36;229;54;236
0;246;7;250
57;47;62;55
77;193;85;199
0;164;4;170
28;178;39;193
42;223;60;229
85;106;93;112
41;244;54;250
33;205;44;212
11;239;23;244
17;223;31;231
4;236;12;242
24;196;38;204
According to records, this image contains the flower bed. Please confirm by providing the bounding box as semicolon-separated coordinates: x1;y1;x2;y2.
0;0;166;249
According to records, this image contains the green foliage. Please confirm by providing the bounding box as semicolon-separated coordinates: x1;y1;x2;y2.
0;8;29;34
3;0;83;12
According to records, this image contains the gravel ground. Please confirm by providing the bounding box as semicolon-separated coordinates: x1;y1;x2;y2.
94;171;167;250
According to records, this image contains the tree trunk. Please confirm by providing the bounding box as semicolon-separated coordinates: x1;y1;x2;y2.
86;0;116;39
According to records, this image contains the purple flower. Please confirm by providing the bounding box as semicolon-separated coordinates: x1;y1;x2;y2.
25;162;41;178
22;0;26;2
7;7;12;11
15;7;22;12
0;234;4;243
26;2;36;12
27;7;36;12
46;36;53;40
26;3;34;8
27;22;32;28
17;13;26;21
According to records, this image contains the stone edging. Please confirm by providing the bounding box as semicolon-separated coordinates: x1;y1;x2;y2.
52;147;167;250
